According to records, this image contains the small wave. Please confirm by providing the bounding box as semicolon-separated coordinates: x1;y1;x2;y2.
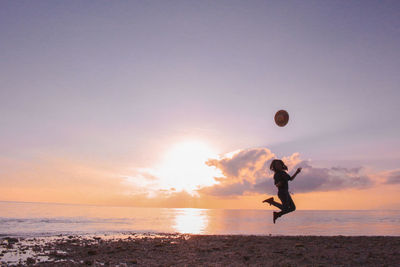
0;217;135;224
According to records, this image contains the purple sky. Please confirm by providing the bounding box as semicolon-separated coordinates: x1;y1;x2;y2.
1;1;399;183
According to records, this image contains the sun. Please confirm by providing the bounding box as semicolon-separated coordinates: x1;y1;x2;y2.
154;140;221;194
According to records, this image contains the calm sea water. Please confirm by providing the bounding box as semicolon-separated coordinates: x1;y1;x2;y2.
0;201;399;237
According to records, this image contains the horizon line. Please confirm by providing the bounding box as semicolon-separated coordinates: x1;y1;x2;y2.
1;200;399;212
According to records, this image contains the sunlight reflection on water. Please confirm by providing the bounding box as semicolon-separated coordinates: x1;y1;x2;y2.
173;208;209;234
1;202;400;236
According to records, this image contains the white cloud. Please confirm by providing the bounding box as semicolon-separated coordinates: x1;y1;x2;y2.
201;147;374;196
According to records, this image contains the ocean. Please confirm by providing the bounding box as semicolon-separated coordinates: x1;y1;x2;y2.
1;201;399;237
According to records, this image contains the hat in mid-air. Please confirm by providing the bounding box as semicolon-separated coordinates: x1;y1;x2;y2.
274;110;289;127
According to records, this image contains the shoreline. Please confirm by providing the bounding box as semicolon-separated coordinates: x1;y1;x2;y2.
1;234;399;266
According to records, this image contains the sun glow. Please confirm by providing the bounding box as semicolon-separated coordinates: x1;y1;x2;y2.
154;140;221;194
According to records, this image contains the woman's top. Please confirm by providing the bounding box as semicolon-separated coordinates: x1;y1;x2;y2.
274;170;291;191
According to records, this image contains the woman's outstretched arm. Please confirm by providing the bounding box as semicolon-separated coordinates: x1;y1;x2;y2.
290;168;302;181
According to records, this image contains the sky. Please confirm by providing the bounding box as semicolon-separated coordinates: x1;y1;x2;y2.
0;1;399;209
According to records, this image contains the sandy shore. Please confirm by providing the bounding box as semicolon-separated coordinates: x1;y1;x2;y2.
1;234;399;266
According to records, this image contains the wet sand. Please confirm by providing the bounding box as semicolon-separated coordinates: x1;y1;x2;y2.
1;234;399;266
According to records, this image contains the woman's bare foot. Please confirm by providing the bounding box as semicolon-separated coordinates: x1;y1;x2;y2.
262;197;274;206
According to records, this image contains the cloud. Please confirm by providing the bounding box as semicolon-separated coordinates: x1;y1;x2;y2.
287;161;373;193
206;148;275;184
383;169;400;184
0;147;385;207
201;147;374;197
199;180;253;197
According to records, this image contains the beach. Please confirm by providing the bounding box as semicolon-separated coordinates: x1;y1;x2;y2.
1;234;399;266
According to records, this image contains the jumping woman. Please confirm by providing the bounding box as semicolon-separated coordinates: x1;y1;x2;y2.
263;159;301;223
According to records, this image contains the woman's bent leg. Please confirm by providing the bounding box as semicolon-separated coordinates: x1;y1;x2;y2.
288;193;296;212
277;191;295;217
269;199;284;210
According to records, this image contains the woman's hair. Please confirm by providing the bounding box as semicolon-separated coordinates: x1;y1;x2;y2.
270;159;288;172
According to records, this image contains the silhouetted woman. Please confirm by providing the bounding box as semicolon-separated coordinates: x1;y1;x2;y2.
263;159;301;223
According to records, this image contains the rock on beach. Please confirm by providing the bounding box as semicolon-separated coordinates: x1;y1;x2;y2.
1;234;399;266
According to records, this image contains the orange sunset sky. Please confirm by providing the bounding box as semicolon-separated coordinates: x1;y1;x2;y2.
1;1;399;210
